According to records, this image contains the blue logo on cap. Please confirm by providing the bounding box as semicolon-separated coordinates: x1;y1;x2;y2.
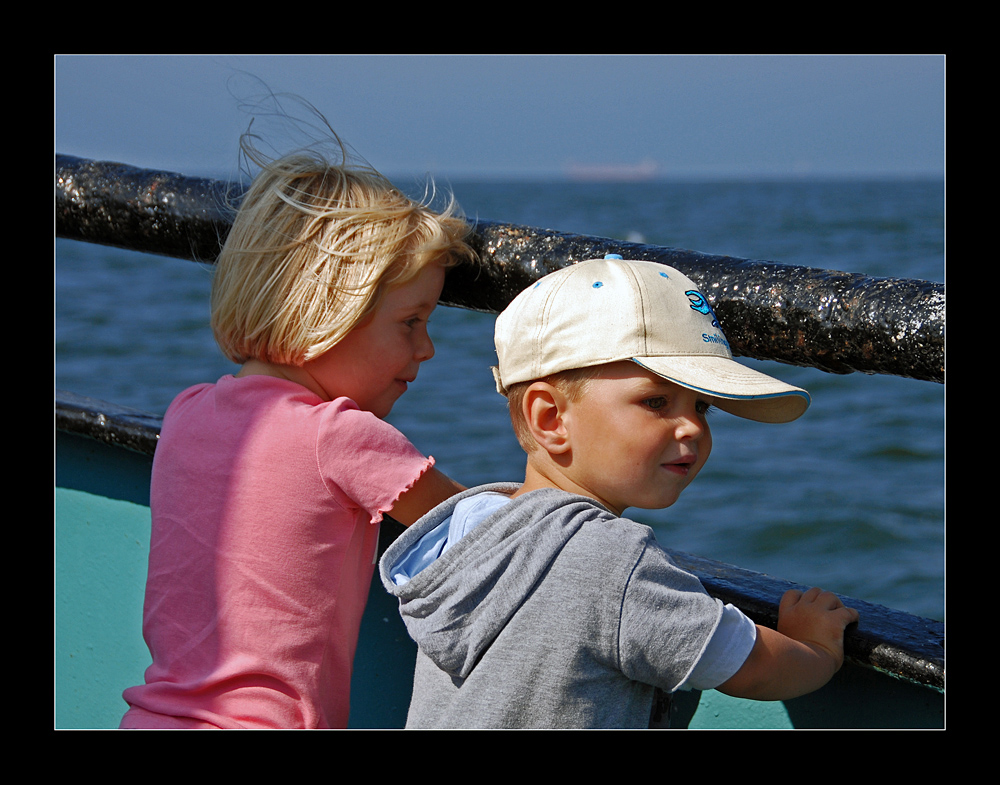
686;290;721;329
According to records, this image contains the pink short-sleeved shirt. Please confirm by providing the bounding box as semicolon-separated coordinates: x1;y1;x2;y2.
119;375;433;729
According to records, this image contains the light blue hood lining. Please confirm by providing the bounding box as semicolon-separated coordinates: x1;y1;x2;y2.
389;492;513;586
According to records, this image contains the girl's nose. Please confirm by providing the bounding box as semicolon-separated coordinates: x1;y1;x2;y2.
415;330;435;363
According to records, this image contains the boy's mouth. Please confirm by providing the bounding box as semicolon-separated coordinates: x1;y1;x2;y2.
663;454;697;475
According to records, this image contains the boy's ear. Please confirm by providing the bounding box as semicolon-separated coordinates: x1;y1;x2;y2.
522;381;571;455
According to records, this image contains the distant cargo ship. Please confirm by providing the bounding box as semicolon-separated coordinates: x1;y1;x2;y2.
565;159;659;182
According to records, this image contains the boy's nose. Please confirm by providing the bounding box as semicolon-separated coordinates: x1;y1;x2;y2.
676;409;706;440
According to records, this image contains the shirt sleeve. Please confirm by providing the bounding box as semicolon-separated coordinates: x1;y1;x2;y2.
617;539;753;693
315;398;435;524
677;603;757;690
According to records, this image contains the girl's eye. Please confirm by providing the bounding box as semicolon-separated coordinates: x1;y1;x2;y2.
696;400;715;416
643;397;667;410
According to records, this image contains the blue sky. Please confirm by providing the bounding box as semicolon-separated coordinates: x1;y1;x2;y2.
55;55;944;180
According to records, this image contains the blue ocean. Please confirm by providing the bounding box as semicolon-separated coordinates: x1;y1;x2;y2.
55;178;945;621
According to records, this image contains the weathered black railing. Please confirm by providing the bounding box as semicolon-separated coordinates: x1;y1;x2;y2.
56;390;162;456
56;154;944;383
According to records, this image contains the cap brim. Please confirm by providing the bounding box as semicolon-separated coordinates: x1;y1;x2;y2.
632;357;811;423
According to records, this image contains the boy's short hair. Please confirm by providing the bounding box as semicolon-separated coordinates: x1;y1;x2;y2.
503;366;604;452
493;257;811;425
211;150;474;366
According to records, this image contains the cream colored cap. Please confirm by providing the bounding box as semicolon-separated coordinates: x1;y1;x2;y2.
493;257;810;423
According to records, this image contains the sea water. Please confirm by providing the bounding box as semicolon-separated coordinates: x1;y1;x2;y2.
55;178;944;621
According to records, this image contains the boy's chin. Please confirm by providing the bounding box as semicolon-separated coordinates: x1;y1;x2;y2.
620;494;683;514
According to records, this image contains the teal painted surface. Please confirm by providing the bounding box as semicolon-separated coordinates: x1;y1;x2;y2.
55;433;155;728
675;660;943;729
55;486;152;728
347;576;418;728
56;431;152;508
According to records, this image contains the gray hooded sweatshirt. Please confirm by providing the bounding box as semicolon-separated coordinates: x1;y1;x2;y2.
379;484;754;729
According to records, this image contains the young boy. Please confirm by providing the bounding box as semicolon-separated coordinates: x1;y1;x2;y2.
379;256;859;729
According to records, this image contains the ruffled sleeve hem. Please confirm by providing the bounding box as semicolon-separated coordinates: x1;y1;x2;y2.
369;454;437;525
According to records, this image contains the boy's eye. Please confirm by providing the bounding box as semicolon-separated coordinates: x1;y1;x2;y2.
643;397;714;415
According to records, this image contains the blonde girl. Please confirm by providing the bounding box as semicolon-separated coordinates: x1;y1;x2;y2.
120;122;474;729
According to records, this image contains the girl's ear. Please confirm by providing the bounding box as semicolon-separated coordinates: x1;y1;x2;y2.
522;381;571;455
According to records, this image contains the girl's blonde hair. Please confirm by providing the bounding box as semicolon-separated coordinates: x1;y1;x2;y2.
212;126;474;366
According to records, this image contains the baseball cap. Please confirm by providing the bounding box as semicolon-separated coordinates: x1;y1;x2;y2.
492;256;810;423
